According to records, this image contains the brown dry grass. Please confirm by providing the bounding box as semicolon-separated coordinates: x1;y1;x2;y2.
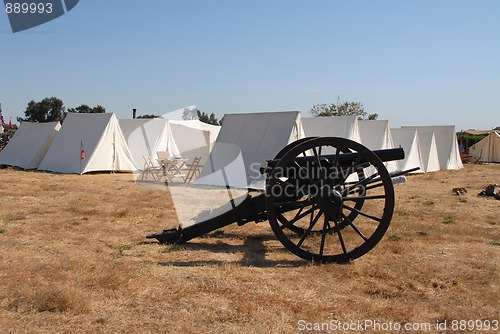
0;164;498;333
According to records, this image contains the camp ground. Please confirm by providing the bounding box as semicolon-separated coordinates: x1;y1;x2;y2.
1;111;497;334
0;121;60;169
0;113;471;177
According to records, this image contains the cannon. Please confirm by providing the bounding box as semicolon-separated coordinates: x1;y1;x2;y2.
147;137;418;263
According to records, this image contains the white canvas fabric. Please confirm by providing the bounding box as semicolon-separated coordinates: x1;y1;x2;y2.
162;105;197;120
302;116;362;142
413;129;440;173
119;118;180;168
38;113;137;174
0;121;61;169
402;126;463;170
197;111;305;189
357;120;398;173
469;132;500;163
390;128;424;173
169;120;221;166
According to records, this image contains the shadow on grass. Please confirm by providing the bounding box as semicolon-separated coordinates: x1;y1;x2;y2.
155;234;307;268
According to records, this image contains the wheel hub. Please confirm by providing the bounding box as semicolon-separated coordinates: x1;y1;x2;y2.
317;186;343;220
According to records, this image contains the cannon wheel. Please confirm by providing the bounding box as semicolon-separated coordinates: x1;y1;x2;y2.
272;137;367;236
265;137;395;263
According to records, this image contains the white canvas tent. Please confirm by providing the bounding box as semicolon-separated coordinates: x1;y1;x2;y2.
302;116;362;142
197;111;305;189
169;120;220;166
0;121;61;169
358;120;394;150
38;113;137;174
357;120;398;172
390;128;424;173
119;118;180;168
412;129;440;173
402;126;463;170
469;132;500;163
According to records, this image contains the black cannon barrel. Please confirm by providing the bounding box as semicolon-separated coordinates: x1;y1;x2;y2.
266;147;405;170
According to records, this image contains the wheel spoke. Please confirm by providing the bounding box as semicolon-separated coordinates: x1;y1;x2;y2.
342;204;382;223
312;146;326;180
294;161;315;185
344;194;386;201
342;171;380;196
332;218;347;254
341;212;368;241
333;147;340;170
278;204;318;228
364;181;385;192
292;206;305;221
275;198;315;211
319;215;328;256
297;209;322;247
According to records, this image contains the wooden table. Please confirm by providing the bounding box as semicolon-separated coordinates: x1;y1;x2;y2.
157;158;188;181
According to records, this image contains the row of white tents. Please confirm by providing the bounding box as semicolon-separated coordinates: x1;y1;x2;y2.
0;113;220;174
199;112;464;189
468;131;500;163
0;111;465;177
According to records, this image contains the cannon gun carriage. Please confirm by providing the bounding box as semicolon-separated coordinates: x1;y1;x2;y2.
147;137;418;263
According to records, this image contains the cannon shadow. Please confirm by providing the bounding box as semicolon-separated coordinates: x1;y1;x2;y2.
156;233;307;268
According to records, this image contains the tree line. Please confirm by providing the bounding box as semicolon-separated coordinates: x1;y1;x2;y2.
16;97;106;123
16;96;379;126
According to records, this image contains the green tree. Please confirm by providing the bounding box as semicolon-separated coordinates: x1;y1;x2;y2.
137;114;160;119
208;113;218;125
21;97;66;122
0;125;18;150
197;110;219;125
309;98;378;120
67;104;106;114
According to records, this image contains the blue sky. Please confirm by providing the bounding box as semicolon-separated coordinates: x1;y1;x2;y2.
1;0;499;131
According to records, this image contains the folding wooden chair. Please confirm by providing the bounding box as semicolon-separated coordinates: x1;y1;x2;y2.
183;156;202;183
157;151;169;160
141;155;163;181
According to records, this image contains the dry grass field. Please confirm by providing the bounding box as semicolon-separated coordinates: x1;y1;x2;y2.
0;164;498;333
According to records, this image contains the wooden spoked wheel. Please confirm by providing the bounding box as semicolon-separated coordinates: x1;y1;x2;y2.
265;137;395;263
